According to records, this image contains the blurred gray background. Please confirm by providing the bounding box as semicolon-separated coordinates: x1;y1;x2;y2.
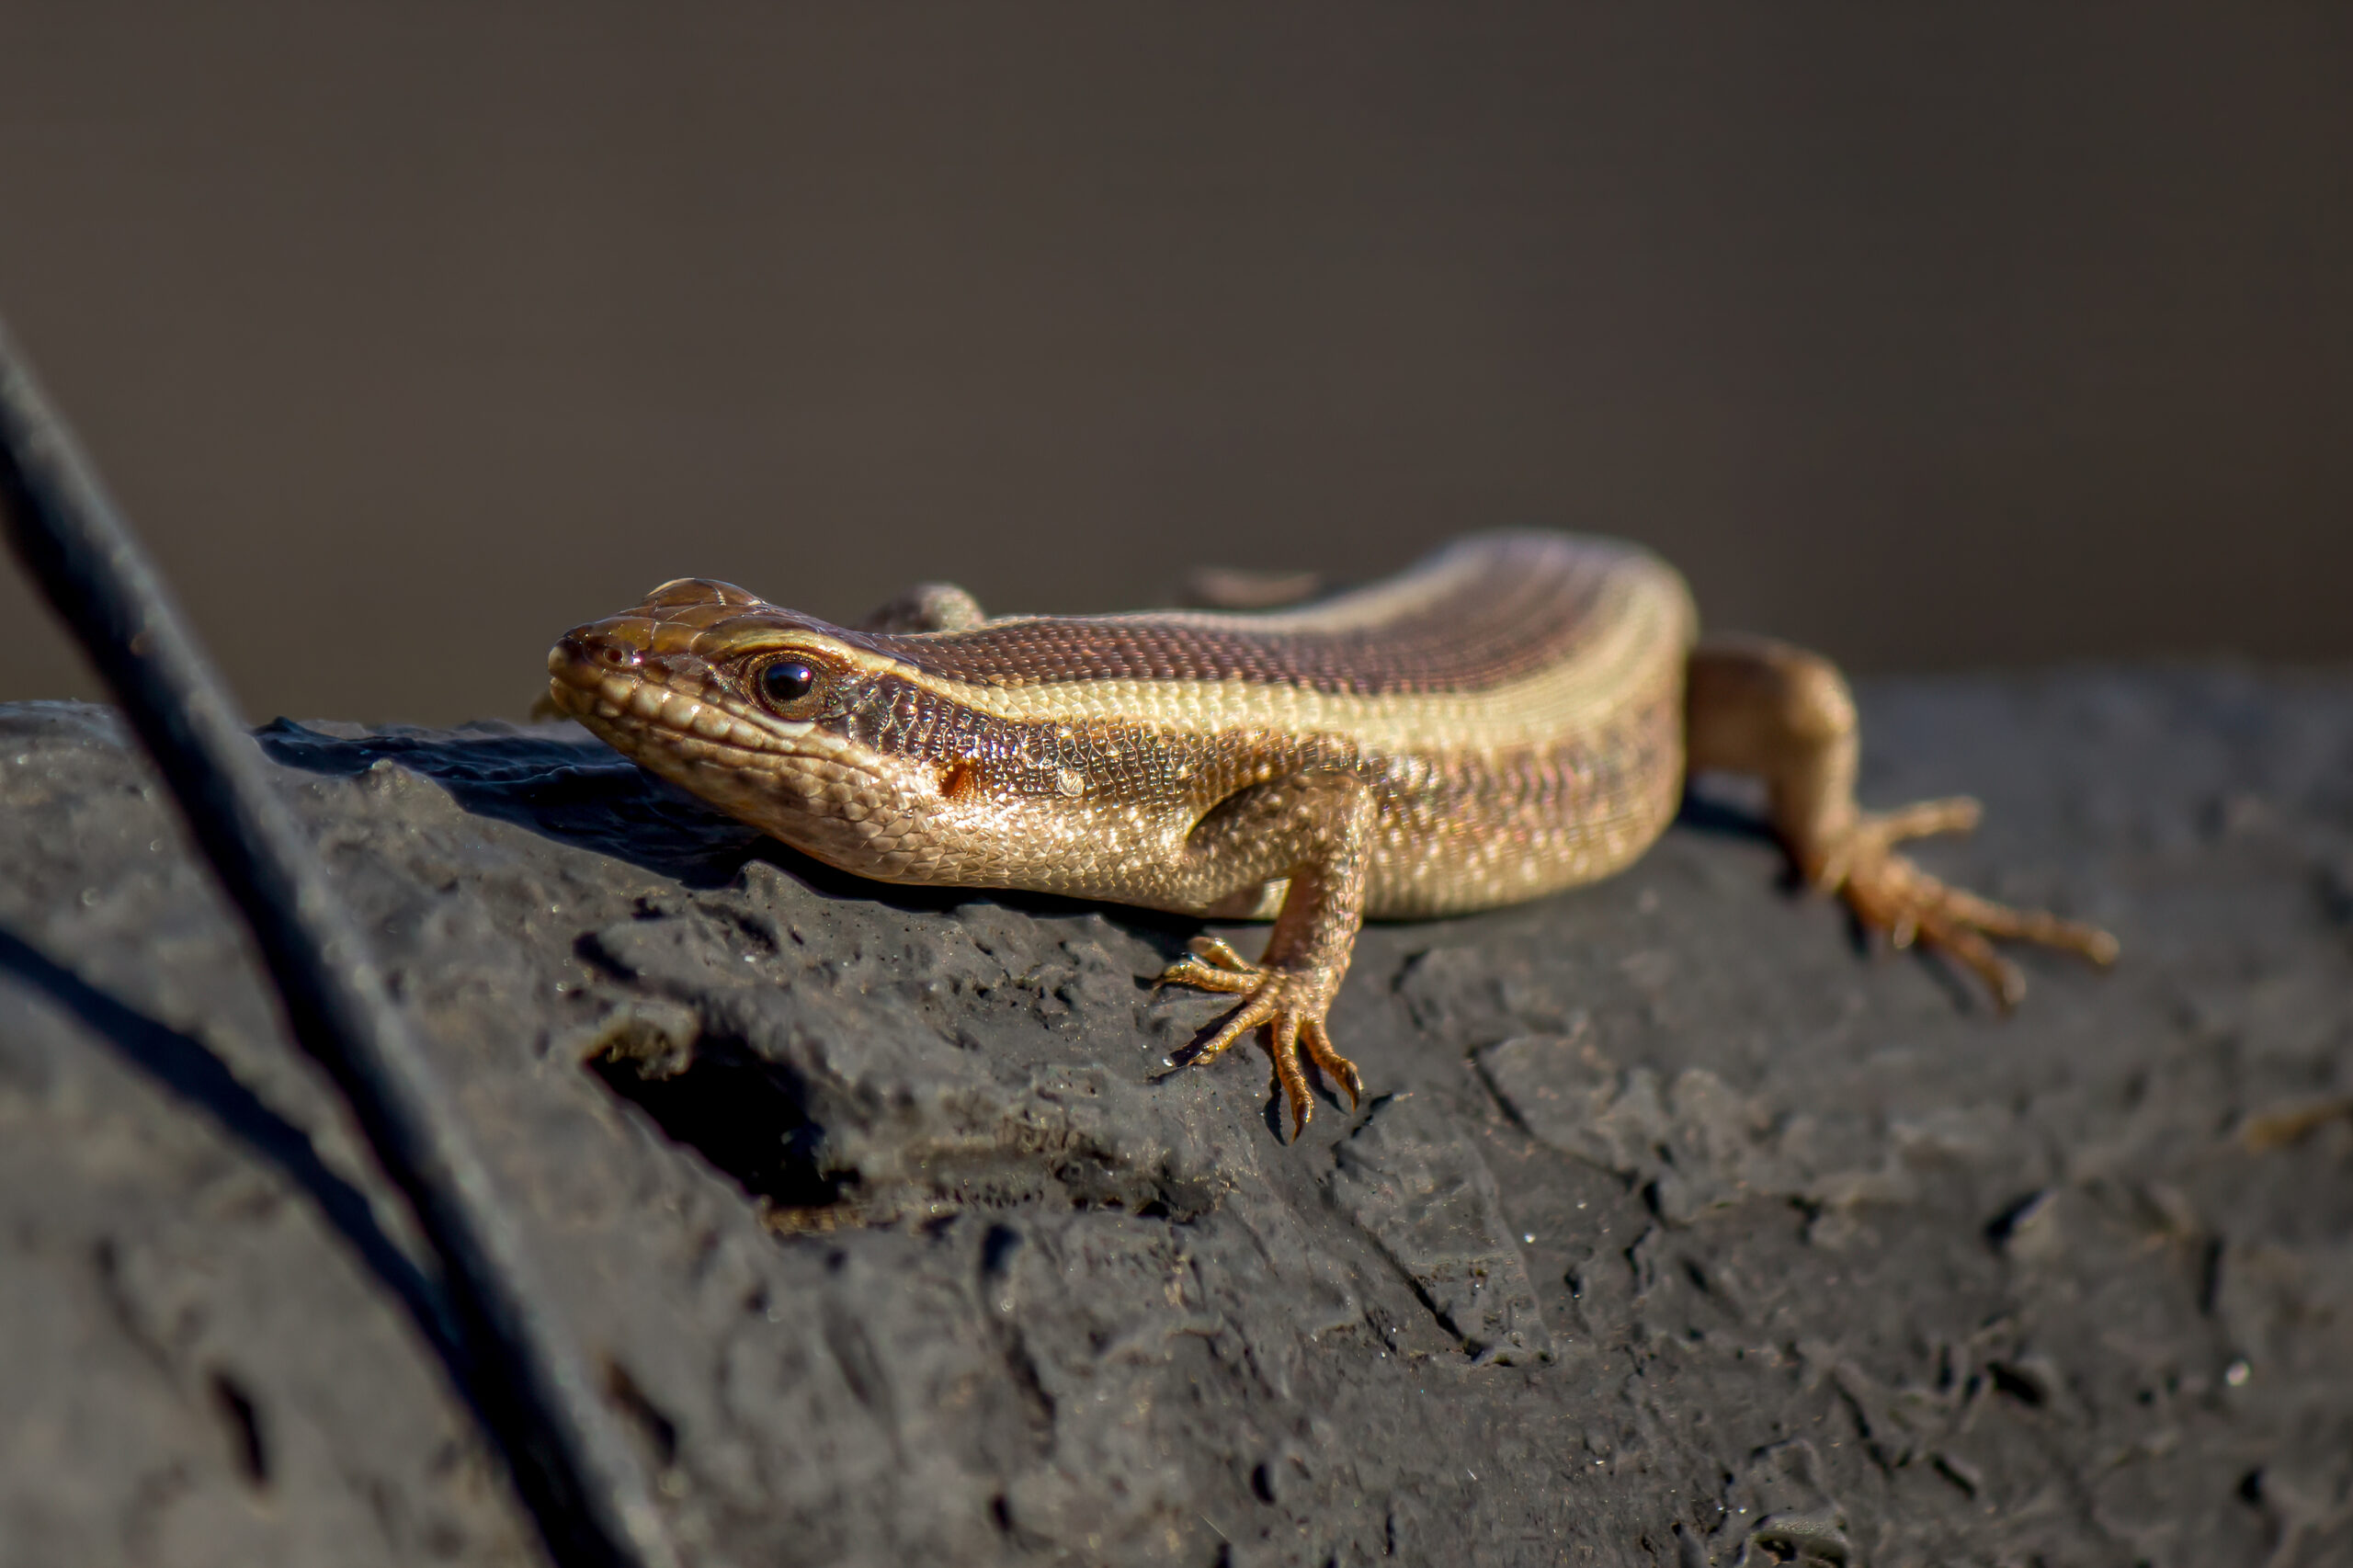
1;3;2346;725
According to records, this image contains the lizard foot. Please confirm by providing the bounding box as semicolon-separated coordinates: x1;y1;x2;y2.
1155;936;1363;1137
1814;796;2119;1009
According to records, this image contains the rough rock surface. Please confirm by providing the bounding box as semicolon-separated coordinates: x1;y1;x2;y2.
1;672;2349;1568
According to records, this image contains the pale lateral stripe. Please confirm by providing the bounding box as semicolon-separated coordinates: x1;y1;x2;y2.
827;561;1697;751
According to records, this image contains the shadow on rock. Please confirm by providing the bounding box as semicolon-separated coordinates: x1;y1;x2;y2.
256;721;1205;958
258;718;769;888
0;926;465;1387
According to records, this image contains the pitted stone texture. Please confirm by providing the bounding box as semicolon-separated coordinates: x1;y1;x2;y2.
1326;1093;1552;1364
0;670;2348;1566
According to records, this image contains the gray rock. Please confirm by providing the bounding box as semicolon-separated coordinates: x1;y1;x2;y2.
1;669;2348;1567
1326;1092;1551;1365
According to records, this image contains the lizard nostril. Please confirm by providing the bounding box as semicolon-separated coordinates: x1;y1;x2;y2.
551;633;643;678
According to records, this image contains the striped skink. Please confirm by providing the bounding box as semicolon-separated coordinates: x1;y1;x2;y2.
548;532;2115;1134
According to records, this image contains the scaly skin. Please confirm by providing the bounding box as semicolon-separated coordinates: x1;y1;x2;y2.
547;533;2116;1136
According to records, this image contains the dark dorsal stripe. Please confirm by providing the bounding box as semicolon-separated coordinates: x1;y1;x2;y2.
836;534;1658;697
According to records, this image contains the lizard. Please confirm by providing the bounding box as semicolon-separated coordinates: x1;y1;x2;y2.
545;531;2117;1136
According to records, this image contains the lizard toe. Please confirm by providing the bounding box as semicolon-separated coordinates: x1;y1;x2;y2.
1153;954;1260;996
1824;804;2117;1009
1153;934;1270;996
1169;966;1351;1138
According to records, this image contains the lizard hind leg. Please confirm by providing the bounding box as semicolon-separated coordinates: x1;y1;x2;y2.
1686;635;2118;1007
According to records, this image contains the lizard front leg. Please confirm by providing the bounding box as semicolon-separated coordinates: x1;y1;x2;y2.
1156;772;1376;1136
1687;634;2117;1005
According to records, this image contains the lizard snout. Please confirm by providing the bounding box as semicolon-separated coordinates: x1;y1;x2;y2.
547;623;651;690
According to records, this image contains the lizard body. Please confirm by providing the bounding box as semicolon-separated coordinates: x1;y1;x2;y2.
548;532;2114;1132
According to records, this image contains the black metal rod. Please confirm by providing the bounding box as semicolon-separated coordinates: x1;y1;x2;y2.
0;321;676;1568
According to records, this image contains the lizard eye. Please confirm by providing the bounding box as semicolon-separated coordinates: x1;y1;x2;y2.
756;657;824;714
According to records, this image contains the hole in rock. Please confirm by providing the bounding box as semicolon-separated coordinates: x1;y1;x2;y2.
602;1358;680;1468
1250;1461;1277;1504
1984;1189;2048;1246
588;1037;841;1210
1985;1360;2047;1407
208;1370;269;1489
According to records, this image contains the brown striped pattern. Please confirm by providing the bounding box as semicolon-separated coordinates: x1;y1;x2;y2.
838;532;1630;694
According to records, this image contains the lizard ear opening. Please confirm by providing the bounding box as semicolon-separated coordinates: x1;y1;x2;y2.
938;759;984;801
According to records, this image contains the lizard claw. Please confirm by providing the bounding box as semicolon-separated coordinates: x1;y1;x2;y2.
1158;940;1360;1138
1816;798;2118;1008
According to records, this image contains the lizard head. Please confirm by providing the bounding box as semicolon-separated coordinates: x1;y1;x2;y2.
546;577;958;878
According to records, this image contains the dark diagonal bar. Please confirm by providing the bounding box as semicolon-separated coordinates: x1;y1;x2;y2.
0;322;676;1568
